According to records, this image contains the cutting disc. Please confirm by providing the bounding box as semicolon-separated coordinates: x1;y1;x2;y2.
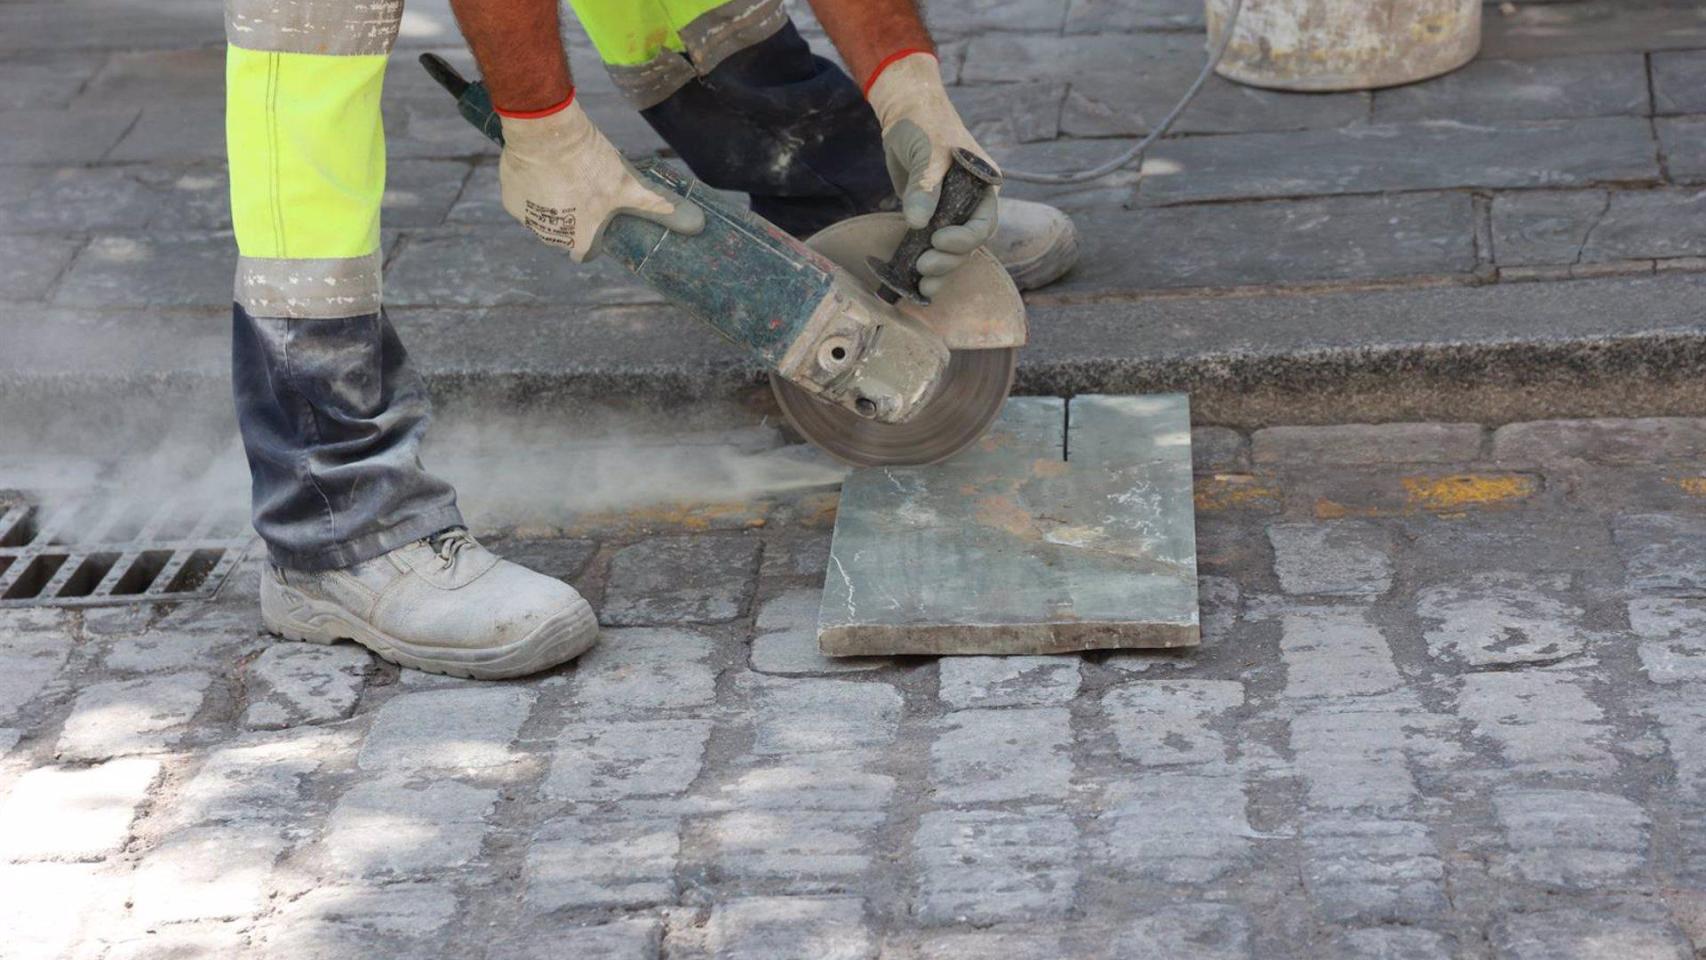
773;214;1025;467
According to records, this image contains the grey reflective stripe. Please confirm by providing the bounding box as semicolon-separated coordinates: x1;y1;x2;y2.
679;0;787;74
235;251;383;319
226;0;402;55
605;54;701;111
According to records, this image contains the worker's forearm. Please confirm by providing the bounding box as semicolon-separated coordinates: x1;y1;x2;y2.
446;0;573;112
807;0;934;92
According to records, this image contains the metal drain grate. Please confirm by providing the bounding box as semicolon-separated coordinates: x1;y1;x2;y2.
0;494;253;608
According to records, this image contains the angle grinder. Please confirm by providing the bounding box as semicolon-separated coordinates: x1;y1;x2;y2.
422;54;1026;466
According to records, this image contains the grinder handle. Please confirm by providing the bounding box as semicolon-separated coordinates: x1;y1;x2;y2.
866;148;1003;307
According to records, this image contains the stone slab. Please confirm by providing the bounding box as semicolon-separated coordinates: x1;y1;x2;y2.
1652;50;1706;116
1137;117;1660;205
1659;118;1706;183
1371;53;1649;124
819;395;1198;656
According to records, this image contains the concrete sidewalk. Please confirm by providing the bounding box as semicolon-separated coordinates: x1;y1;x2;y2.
4;415;1706;958
3;0;1706;427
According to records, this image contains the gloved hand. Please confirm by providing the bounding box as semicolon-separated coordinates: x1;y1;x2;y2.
864;51;1000;299
498;95;704;262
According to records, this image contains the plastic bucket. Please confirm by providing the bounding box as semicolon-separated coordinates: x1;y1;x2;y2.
1205;0;1482;92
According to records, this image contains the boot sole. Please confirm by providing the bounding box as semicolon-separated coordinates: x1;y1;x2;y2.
262;581;599;681
1004;219;1081;292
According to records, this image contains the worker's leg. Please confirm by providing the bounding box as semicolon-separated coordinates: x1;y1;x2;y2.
224;0;596;677
567;0;891;237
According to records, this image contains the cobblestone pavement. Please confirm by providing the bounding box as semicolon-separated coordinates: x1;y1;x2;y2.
2;417;1706;958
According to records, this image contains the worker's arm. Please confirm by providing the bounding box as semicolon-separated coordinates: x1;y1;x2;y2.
447;0;702;261
809;0;998;297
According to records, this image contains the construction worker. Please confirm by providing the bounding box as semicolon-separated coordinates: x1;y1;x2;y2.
226;0;1080;679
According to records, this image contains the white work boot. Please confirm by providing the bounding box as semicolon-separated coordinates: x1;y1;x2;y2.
260;529;598;680
991;198;1080;291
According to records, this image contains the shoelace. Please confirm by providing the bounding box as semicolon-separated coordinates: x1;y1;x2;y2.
428;528;478;568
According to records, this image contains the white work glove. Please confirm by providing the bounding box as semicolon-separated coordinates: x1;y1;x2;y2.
864;51;1000;299
498;96;704;262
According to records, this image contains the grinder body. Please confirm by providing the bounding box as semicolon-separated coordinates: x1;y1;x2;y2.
421;56;948;425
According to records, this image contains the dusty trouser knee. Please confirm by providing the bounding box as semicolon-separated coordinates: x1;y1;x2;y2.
566;0;893;238
225;0;462;570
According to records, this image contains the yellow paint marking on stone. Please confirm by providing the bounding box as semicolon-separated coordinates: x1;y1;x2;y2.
1667;477;1706;497
1402;473;1538;512
1195;474;1282;513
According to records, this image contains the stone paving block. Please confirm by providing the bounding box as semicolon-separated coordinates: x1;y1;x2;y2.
241;642;374;730
937;656;1081;709
1278;607;1403;700
1289;696;1439;812
930;707;1072;804
1659;117;1706;183
1615;513;1706;595
105;106;224;162
1057;192;1477;294
987;137;1144;212
0;627;69;721
1490;905;1693;960
1372;53;1649;124
0;862;128;960
511;919;661;960
1253;423;1484;465
325;777;497;876
69;48;222;108
912;809;1077;925
381;159;472;228
526;817;680;911
571;627;718;717
0;166;162;232
1482;0;1706;57
1459;670;1615;777
1303;817;1447;923
1138;117;1660;205
602;534;762;626
709;810;884;889
357;686;533;773
492;536;599;582
0;107;138;163
950;82;1064;146
751;676;902;756
0;52;105;109
902;928;1067;960
1493;787;1648;888
715;764;895;812
1417;571;1588;666
130;823;289;925
1098;772;1252;882
104;632;227;673
137;165;232;230
1192;426;1248;473
1494;417;1706;463
383;226;658;309
1578;189;1706;263
53;232;232;307
0;233;80;301
1648;695;1706;805
966;34;1368;137
690;897;875;960
1268;522;1395;597
1103;679;1242;766
255;883;459;958
1652;50;1706;116
103;922;250;960
543;718;712;802
1628;597;1706;684
928;0;1068;32
1065;0;1201;31
0;758;159;862
1490;189;1608;267
821;395;1197;655
750;588;882;675
1330;928;1454;960
760;532;832;579
165;726;356;829
1114;903;1252;960
57;671;212;759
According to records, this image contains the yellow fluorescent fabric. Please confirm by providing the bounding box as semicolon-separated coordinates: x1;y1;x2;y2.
567;0;734;65
227;45;387;260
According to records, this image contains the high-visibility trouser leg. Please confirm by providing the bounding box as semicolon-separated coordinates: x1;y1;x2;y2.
225;0;461;572
566;0;791;108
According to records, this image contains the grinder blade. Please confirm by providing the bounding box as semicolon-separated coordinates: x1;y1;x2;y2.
775;213;1026;467
773;347;1017;466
